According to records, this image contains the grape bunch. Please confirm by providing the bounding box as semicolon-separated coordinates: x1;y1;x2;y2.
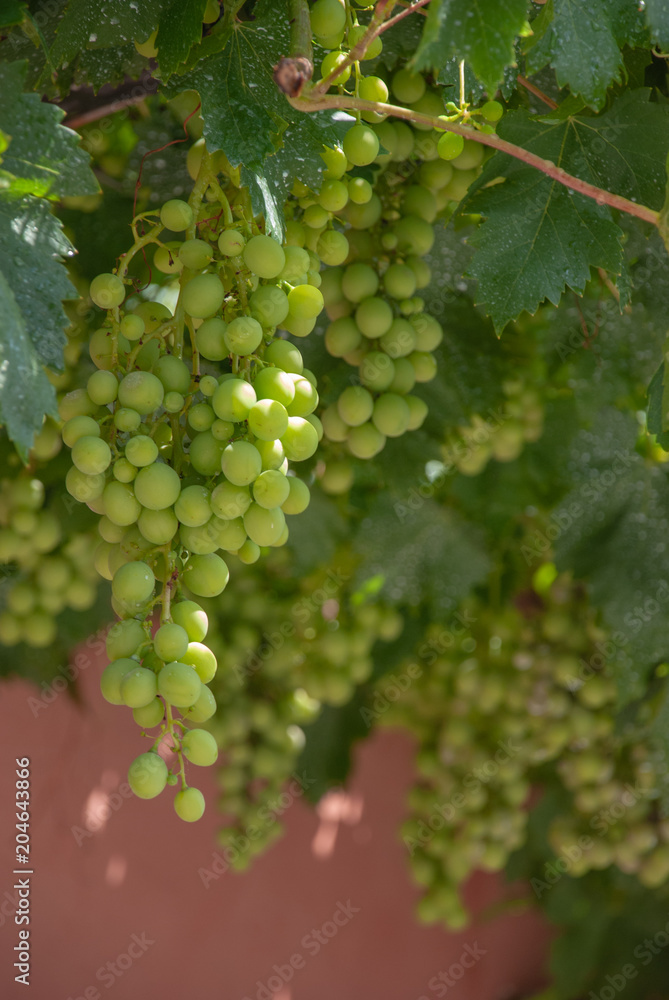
0;476;99;648
60;148;327;821
375;572;668;928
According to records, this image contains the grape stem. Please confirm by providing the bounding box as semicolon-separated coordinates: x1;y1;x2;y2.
289;92;660;227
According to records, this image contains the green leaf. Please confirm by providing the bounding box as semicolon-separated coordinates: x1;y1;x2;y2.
0;270;57;461
464;91;669;331
413;0;528;95
0;197;77;372
645;0;669;49
647;362;669;448
0;1;26;29
50;0;168;65
155;0;207;76
0;60;98;198
524;0;647;110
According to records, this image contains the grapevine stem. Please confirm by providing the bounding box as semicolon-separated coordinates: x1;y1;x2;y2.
516;75;558;110
116;223;163;281
377;0;431;32
289;0;313;64
290;93;660;227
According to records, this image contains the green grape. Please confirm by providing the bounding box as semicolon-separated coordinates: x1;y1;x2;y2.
247;399;289;441
157;661;202;708
384;264;417;301
319;179;349;213
100;658;137;705
118;371;164;415
87;370;118;405
264;339;303;373
342;263;379;302
188;403;215;433
411;90;444;129
253;470;290;509
90;273;125;310
360;351;396;391
249;286;290;327
114;408;141;433
237;538;261;563
66;467;106;504
437;131;465;161
346;194;383;229
319;461;354;494
138;507;178;545
379;318;416;358
320;49;351;85
411;313;443;351
243;503;286;546
280;312;316;338
343;124;380;167
210;481;252;519
196;318;228;361
321;145;348;179
62;415;100;448
224;315;263;356
174;485;211;527
99;515;125;543
372;393;411;437
174;786;205;822
355;297;393;338
89;328;127;370
287;284;324;320
180;521;220;556
154;245;183;275
321;404;349;442
124;435;158;468
199;375;218;397
303;204;330;230
154;623;190;662
182;642;217;683
128;752;168;799
359;74;389;105
391;122;415;159
163;391;184;413
388;357;417;394
325;317;362;357
347;177;373;205
280;417;319;461
182;729;219;766
212;378;257;422
172;600;208;642
222;440;263;486
406;255;431;289
347;23;382;58
402;185;438;223
279;245;310;282
286;375;318;417
218;229;246;257
133;463;181;510
179;238;213;269
59;388;98;421
182;273;225;319
253;368;296;407
188;431;225;477
120;314;145;342
106;619;146;659
211;516;247;552
243;234;286;279
348;422;386;458
121;667;158;708
132;698;164;729
451;139;485;171
310;0;346;38
393;215;435;256
337;386;374;427
183;553;230;597
154;355;191;394
111;561;155;605
316;230;349;266
281;476;310;515
409;350;438;383
183;685;217;722
160;199;194;232
391;68;426;104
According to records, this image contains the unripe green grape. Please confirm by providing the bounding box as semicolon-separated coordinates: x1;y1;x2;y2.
410;91;444;130
287;284;324;320
319;460;354;494
114;408;141;434
253;470;290;509
360;351;396;391
179;238;213;270
303;205;330;230
372;393;411;437
384;264;417;301
320;49;351;85
128;752;168;799
134;463;181;510
281;476;310;515
154;355;191;394
94;541;113;580
100;658;136;705
253;367;296;407
182;728;219;766
310;0;346;37
343;124;380;167
174;485;211;527
247;399;289;441
391;121;415;160
406;255;432;290
160;199;194;232
222;440;263;485
111;560;155;607
107;618;146;660
409;350;438;383
441;166;478;202
243;503;286;546
355;297;393;338
324;317;361;358
321;145;348;179
154;622;190;662
183;685;217;723
249;286;290;328
405;395;429;429
188;403;215;433
281;312;317;338
210;515;246;552
284;220;306;247
280;417;319;461
154;244;183;275
243;234;285;279
359;74;388;105
183;553;230;597
174;786;205;822
172;600;208;642
264;339;303;373
316;229;349;266
321;404;349;442
195;318;227;360
337;385;374;427
224;315;263;355
389;357;417;394
88;328;127;371
156;660;202;708
132;698;164;729
411;314;443;352
319;179;349;213
438;131;464;161
256;438;285;471
347;23;382;58
112;459;136;487
286;375;318;417
402;185;438;224
451;139;485;171
99;515;125;543
163;391;184;412
118;371;164;415
124;434;158;469
393;216;435;256
188;430;225;476
236;538;259;564
279;245;310;282
342;263;378;302
120;314;145;342
346;193;383;231
379;318;416;358
87;369;118;406
62;415;100;448
66;467;106;503
198;376;217;399
59;388;99;421
391;68;426;104
21;611;57;648
121;666;158;708
348;422;386;458
182;273;224;319
213;378;257;422
133;301;173;335
347;177;373;205
182;642;217;683
481;99;503;122
90;273;125;310
210;481;251;519
138;506;178;545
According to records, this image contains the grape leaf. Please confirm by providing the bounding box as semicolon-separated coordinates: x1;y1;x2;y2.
50;0;168;65
463;91;669;331
413;0;528;95
646;0;669;49
0;60;98;198
524;0;647;110
0;1;26;28
646;362;669;449
155;0;207;76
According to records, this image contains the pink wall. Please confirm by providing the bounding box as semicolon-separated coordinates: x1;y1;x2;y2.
0;645;553;1000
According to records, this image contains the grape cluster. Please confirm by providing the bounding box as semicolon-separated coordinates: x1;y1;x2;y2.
61;149;327;820
376;573;668;928
0;477;98;648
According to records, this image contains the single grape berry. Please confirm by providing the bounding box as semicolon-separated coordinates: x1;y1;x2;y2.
437;131;465;161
